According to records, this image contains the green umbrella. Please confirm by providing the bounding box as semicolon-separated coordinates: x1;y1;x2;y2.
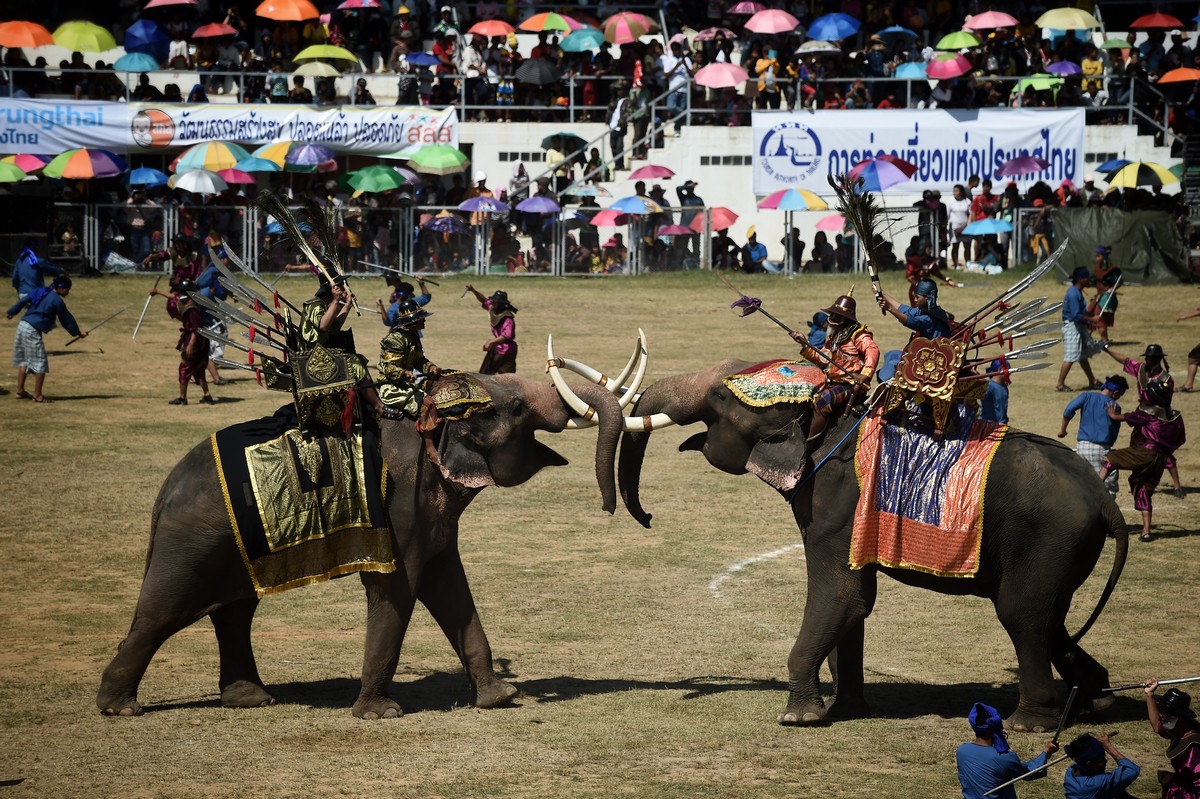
1010;73;1063;93
347;165;408;193
53;20;118;52
935;30;981;50
0;162;29;183
407;144;469;175
1169;163;1185;180
1100;38;1131;50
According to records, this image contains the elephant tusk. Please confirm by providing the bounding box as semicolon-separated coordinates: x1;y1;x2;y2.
621;329;650;409
549;329;649;410
621;412;676;432
547;334;599;427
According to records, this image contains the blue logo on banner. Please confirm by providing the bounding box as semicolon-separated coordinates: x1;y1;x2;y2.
759;121;823;184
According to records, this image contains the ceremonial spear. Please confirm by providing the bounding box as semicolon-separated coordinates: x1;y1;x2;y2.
66;307;126;346
358;259;440;286
132;276;162;341
1101;676;1200;693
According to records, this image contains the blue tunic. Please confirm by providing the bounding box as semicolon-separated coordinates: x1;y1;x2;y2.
981;380;1009;424
956;742;1049;799
899;302;953;339
1063;392;1122;446
1062;758;1139;799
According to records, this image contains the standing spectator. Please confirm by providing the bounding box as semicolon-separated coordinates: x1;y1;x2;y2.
1058;375;1128;496
1026;199;1051;263
946;184;972;267
464;285;518;373
390;36;418;104
10;240;63;302
1056;267;1102;392
6;275;83;402
754;47;782;110
608;83;630;169
970;180;999;261
460;34;488;120
956;701;1057;799
659;40;693;127
1061;733;1140;799
1142;679;1200;796
124;188;158;264
781;226;805;273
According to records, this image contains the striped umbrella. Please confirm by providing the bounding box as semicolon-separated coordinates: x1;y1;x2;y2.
172;141;252;173
235;156;283;172
518;12;582;32
43;148;128;179
1106;161;1178;189
603;12;656;44
0;163;29;183
758;188;828;211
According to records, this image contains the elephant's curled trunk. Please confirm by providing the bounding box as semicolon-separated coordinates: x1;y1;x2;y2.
527;379;623;514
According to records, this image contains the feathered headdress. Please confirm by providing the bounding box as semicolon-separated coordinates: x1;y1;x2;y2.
255;190;340;280
827;172;886;275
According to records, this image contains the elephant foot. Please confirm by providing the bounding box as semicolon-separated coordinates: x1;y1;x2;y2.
97;695;144;717
1005;705;1061;733
828;695;872;720
220;680;276;709
777;698;829;726
1078;694;1115;715
474;678;519;709
352;695;404;720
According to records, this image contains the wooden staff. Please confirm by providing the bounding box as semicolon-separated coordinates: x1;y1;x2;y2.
66;307;126;346
1102;676;1200;694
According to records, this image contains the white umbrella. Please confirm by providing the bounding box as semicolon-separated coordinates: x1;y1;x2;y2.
173;168;229;194
294;61;340;77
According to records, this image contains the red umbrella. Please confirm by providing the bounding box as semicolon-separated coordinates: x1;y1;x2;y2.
963;10;1018;30
193;22;239;37
744;9;800;34
603;11;656;44
694;62;749;88
1130;12;1183;29
256;0;319;21
590;209;630;227
689;206;738;233
655;224;694;236
629;165;675;180
468;19;515;37
217;168;257;185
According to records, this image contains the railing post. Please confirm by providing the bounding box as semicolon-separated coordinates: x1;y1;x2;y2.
568;74;576;124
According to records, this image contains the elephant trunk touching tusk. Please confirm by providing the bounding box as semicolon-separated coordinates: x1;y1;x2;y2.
546;332;675;431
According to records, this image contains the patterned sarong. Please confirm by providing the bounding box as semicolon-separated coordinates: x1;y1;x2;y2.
212;406;395;597
722;360;826;408
851;403;1006;577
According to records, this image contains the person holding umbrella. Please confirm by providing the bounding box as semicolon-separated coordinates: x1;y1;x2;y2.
464;285;518;373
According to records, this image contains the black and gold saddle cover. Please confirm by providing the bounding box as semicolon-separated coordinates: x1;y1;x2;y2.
212;405;394;597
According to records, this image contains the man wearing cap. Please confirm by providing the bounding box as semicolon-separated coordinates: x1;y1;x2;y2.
433;5;458;38
1057;266;1103;392
1059;375;1128;496
465;284;518;373
876;278;954;339
1062;733;1140;799
1143;678;1200;796
6;275;84;403
741;226;779;274
956;701;1058;799
790;290;879;444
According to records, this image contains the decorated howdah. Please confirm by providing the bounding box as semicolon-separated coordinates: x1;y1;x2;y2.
723;360;827;407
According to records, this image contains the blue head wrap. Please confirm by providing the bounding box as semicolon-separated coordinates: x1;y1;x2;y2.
968;702;1010;753
807;311;829;335
1065;734;1105;767
915;279;951;323
1071;266;1092;283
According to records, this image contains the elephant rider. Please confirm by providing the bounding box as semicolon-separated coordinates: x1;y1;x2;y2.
876;278;954;340
790;290;879;445
377;299;443;464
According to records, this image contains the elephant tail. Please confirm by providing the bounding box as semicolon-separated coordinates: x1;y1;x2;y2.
1070;500;1129;644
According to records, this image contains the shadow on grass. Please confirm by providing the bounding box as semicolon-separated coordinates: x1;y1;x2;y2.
35;394;120;402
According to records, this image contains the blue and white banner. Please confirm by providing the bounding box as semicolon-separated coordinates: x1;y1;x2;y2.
752;109;1085;194
0;100;459;155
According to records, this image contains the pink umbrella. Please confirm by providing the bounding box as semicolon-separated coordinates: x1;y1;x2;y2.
656;224;694;236
926;53;973;79
694;62;749;88
689;206;738;233
815;213;846;232
603;11;657;45
696;27;737;41
744;9;800;34
963;10;1018;30
995;155;1050;178
728;1;766;14
629;164;675;180
193;22;238;37
338;0;382;8
590;209;630;227
217;168;257;185
145;0;196;8
2;154;51;173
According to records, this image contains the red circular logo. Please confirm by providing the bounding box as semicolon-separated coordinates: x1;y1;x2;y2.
131;109;175;149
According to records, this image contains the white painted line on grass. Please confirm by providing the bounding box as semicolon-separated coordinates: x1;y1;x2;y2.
708;542;805;599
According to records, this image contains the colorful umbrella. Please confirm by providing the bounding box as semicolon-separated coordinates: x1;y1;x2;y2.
174;169;228;194
43;148;127;179
695;27;737;41
217;168;257;185
603;11;655;44
52;21;117;52
421;215;469;234
1131;12;1183;29
758;188;829;211
193;22;239;37
590;209;630;226
295;44;359;62
611;196;662;214
250;142;293;166
797;40;842;54
145;0;197;8
1099;38;1130;51
1;154;51;173
629;165;675;180
560;28;606;51
936;30;981;50
848;156;916;191
1045;60;1082;76
408;144;469;175
286;143;336;166
337;0;382;8
962;218;1012;235
727;1;766;13
995;155;1050;177
518;12;582;32
516;196;560;213
655;224;694;236
294;61;342;77
1106;161;1178;189
1097;158;1131;174
695;62;749;88
347;165;408;192
468;19;515;37
562;184;611;198
688;205;738;233
113;52;160;72
128;166;170;185
0;21;54;48
806;12;859;40
0;163;29;184
893;61;927;78
1158;68;1200;84
927;52;973;79
256;0;319;21
1034;8;1099;29
458;196;509;214
745;9;801;35
173;141;252;173
964;11;1019;30
815;213;846;232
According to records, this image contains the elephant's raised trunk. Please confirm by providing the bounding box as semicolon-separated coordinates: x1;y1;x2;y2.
526;379;624;514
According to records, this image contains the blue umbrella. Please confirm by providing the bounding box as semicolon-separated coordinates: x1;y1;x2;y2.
113;52;160;73
235;156;283;173
265;220;312;235
405;52;440;67
962;218;1012;235
1097;158;1131;174
128;166;169;186
124;19;169;59
422;215;470;234
877;24;917;42
561;28;605;52
807;13;860;41
893;61;927;78
610;195;661;214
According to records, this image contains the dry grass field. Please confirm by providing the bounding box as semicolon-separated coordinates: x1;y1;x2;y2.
1;267;1197;798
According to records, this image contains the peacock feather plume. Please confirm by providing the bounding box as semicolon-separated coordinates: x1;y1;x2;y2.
827;172;886;277
255;190;337;279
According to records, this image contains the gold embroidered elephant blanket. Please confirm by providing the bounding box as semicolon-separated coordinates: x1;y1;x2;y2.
722;360;826;407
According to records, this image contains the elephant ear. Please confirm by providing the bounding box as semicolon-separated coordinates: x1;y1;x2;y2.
437;421;497;489
745;425;810;493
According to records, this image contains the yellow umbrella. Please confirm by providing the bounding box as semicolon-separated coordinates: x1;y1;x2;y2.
294;61;341;77
1034;8;1100;29
251;141;293;167
294;44;359;62
1106;161;1178;189
52;20;118;52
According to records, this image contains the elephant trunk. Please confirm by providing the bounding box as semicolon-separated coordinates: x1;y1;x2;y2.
526;379;623;514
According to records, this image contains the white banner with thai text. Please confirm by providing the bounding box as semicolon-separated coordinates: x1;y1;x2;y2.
751;109;1085;194
0;99;459;154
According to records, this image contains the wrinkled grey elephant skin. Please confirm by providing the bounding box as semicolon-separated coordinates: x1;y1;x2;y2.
618;359;1129;731
98;375;622;719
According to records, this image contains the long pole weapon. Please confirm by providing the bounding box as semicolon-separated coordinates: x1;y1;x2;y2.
1102;676;1200;693
66;307;126;346
358;260;441;286
1052;686;1079;746
132;276;162;341
984;728;1119;797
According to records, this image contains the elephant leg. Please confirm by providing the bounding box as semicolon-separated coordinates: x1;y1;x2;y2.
779;565;877;726
1051;626;1112;716
418;549;517;710
352;571;417;720
97;609;195;716
211;599;274;709
828;619;871;719
995;588;1063;732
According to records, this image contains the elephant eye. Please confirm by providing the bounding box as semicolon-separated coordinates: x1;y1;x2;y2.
510;397;525;417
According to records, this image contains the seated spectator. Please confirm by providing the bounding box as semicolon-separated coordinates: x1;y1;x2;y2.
163;83;184;102
131;73;163;102
288;75;313;104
